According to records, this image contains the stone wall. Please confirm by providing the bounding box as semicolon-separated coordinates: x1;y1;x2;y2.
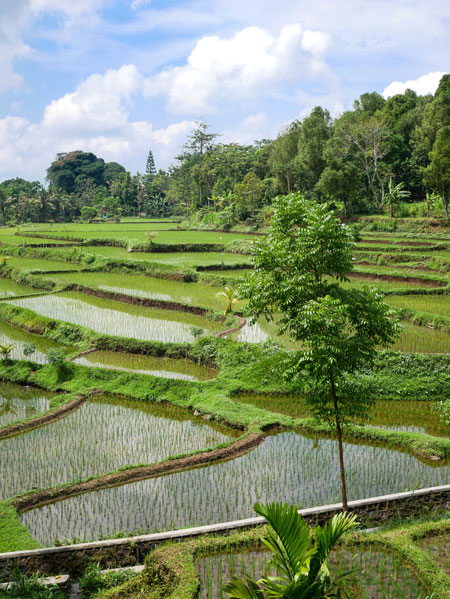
1;483;449;579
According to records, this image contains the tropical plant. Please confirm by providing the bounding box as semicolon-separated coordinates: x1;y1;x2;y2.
216;286;238;317
384;178;411;217
0;343;16;364
224;502;358;598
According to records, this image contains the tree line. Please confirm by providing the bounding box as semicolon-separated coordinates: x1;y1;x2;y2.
1;74;449;225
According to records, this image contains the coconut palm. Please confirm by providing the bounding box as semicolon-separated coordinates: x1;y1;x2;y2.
216;286;238;317
224;502;357;599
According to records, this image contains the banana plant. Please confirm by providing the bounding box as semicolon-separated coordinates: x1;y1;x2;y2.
224;502;357;599
0;343;16;364
216;286;238;318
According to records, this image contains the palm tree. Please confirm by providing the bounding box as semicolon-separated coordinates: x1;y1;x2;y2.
224;503;357;599
216;286;238;318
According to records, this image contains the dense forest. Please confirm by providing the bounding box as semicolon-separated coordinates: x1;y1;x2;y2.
1;74;449;225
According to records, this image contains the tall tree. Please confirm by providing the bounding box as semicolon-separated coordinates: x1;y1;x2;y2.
423;126;450;220
295;106;332;194
240;193;400;509
145;150;156;177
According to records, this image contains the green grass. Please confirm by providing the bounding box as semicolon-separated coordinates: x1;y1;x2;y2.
0;500;40;552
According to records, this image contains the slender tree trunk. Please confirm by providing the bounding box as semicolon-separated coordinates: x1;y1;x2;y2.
330;371;348;510
444;194;449;221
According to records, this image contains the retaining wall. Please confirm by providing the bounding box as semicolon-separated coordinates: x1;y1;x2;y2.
1;483;450;578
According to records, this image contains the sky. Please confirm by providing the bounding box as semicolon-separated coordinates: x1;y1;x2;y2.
0;0;449;183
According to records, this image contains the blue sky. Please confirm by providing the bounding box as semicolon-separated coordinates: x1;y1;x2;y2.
0;0;449;182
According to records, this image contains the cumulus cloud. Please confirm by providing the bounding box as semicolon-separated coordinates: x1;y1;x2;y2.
383;71;446;98
0;65;195;181
143;23;332;113
43;65;143;133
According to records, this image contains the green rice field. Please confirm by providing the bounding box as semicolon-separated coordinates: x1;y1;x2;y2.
233;394;450;437
39;270;241;310
5;256;83;271
386;294;450;317
21;431;450;545
0;395;235;500
74;350;217;381
79;245;252;267
8;292;224;342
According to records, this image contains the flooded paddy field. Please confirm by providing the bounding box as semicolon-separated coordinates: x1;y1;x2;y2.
0;382;57;428
21;431;450;545
1;395;236;500
233;394;450;437
74;350;217;381
8;292;224;342
197;546;421;599
235;317;450;353
0;320;69;363
38;271;240;311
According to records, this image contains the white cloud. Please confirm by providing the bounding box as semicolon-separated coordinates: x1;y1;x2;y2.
43;65;143;133
143;23;331;113
382;71;446;98
130;0;152;10
0;64;195;181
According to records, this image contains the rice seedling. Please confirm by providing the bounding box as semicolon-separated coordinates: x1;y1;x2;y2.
39;271;237;310
0;382;52;428
386;294;450;318
21;431;450;546
389;321;449;353
0;395;234;500
196;545;422;599
9;292;223;343
233;394;450;437
74;350;217;381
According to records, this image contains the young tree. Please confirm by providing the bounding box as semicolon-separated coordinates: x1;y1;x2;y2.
240;193;400;509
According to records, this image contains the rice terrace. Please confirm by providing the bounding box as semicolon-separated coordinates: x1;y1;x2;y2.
1;16;450;594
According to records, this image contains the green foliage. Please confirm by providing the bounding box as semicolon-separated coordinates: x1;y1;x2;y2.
79;563;135;598
0;344;16;364
0;568;64;598
224;503;357;598
240;193;401;507
0;500;41;552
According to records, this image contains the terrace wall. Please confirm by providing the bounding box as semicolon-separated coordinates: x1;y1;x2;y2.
1;483;450;579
